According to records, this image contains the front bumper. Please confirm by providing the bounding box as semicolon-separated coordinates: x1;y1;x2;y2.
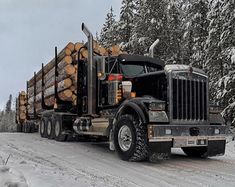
148;124;227;148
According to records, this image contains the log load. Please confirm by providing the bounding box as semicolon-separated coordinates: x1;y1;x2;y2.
16;91;27;122
25;41;125;115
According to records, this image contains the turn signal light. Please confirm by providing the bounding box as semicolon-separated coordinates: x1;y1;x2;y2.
108;74;123;81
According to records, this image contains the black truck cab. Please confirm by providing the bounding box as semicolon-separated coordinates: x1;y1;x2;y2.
72;52;228;161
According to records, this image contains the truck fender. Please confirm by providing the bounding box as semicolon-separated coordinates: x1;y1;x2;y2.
112;101;148;127
109;101;148;151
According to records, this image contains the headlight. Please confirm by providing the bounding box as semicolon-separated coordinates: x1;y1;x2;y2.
148;102;165;111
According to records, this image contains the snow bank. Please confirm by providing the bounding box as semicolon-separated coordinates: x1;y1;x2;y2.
0;165;28;187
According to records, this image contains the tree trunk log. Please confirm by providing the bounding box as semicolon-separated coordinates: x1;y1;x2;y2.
28;42;74;87
58;89;73;101
75;42;83;51
19;113;26;120
44;66;74;89
20;105;26;111
43;56;72;85
19;100;26;105
44;78;72;98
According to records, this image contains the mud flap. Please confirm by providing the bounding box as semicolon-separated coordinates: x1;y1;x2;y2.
149;142;172;160
207;140;226;157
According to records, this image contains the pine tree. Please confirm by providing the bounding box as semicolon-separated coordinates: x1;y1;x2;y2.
5;94;12;113
218;0;235;75
166;1;184;64
99;7;118;48
116;0;136;52
130;0;169;58
183;0;209;67
214;0;235;126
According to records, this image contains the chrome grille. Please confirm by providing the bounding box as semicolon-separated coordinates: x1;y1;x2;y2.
171;72;208;121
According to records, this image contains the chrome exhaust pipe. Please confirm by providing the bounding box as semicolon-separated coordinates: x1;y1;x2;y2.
82;23;96;115
149;39;160;58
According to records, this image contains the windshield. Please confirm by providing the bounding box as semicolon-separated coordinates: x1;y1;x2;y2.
120;62;161;77
120;63;145;77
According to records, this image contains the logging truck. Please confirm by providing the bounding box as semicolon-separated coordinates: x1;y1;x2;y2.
16;23;229;161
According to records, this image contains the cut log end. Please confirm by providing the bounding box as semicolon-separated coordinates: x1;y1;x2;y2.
66;42;75;52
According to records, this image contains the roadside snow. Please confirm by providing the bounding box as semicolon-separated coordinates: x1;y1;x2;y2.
0;133;235;187
0;165;28;187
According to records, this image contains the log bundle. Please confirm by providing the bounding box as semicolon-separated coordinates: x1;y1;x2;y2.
16;91;27;122
26;41;125;114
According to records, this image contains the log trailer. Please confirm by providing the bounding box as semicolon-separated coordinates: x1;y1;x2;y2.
16;23;229;161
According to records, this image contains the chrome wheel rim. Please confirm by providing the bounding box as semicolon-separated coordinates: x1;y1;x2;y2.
118;125;132;151
55;121;60;137
47;121;51;135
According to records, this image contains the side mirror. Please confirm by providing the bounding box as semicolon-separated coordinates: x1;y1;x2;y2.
97;57;106;80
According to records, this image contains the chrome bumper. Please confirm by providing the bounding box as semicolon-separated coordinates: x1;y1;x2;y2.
149;135;226;148
148;124;227;148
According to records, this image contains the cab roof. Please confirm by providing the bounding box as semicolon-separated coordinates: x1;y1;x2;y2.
117;54;165;68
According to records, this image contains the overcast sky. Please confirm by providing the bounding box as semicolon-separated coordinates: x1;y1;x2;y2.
0;0;121;110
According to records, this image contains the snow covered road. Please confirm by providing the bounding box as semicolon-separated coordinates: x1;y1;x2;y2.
0;133;235;187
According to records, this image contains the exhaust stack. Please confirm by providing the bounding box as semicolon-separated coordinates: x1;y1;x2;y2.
82;23;96;115
149;39;160;58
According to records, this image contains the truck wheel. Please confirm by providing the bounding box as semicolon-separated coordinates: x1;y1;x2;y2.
46;119;54;139
40;119;47;138
114;114;149;161
182;147;208;158
54;120;66;142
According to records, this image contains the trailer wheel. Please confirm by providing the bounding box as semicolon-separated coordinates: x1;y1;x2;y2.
54;119;66;142
46;119;54;139
40;118;47;138
23;122;30;133
22;123;25;133
114;114;149;161
16;124;22;132
26;122;31;133
182;147;208;158
30;122;36;133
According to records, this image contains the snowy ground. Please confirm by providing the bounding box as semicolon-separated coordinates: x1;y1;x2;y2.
0;133;235;187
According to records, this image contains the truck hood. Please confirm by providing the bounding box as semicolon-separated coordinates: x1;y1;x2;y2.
164;64;207;77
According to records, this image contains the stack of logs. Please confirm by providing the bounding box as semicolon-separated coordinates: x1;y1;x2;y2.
26;41;124;114
17;91;27;122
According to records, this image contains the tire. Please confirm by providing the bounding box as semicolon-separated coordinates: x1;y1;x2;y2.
40;118;47;138
182;147;208;158
25;122;31;133
30;122;36;133
54;119;66;142
113;114;149;161
46;119;55;139
16;124;22;132
23;122;29;133
22;123;26;133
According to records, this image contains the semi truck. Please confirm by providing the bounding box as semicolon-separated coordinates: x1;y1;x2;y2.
16;23;228;161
